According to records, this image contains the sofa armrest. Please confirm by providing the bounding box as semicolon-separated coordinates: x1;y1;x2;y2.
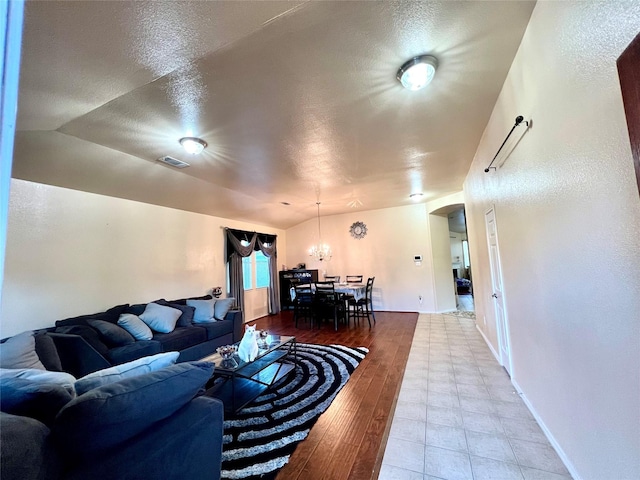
64;396;224;480
48;333;111;378
0;412;62;480
225;309;244;343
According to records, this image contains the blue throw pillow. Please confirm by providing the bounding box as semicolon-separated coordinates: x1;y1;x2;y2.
52;361;214;457
117;313;153;341
88;319;135;348
187;299;216;323
139;303;181;333
74;352;179;395
153;299;195;328
0;377;74;426
214;297;236;321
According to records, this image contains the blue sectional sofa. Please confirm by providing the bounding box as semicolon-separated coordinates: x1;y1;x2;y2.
1;361;224;480
0;294;244;479
46;295;243;377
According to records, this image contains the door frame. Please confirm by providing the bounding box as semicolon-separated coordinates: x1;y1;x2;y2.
484;205;513;374
617;31;640;197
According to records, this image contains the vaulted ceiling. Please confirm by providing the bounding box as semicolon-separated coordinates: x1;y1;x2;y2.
13;1;535;229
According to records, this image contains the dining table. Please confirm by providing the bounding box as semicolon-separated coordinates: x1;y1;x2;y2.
290;282;366;302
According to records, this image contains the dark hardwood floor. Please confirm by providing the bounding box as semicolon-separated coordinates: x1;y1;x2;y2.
250;309;418;480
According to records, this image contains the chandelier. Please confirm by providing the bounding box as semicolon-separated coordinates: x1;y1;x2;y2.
309;202;332;262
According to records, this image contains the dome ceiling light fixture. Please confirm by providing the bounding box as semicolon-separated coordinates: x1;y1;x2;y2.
179;137;207;155
396;55;438;91
410;192;424;201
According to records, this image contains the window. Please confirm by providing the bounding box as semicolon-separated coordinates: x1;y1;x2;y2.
255;251;269;288
241;250;271;290
462;240;470;268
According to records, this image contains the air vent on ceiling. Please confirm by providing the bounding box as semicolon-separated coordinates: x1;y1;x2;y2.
157;156;190;169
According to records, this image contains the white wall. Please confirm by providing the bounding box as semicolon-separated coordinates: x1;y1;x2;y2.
285;204;436;313
464;3;640;479
428;214;457;312
0;179;286;336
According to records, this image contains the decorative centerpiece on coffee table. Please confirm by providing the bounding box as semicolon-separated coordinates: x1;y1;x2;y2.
258;330;269;349
217;345;238;368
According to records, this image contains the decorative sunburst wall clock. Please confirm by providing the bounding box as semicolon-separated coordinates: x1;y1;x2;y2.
349;221;367;239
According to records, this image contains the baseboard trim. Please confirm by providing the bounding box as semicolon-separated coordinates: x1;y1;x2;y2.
474;327;582;480
475;324;501;363
510;378;582;480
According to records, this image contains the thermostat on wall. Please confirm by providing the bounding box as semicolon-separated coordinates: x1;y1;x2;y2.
414;255;422;266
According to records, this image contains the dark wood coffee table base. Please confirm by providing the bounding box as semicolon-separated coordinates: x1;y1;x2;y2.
204;337;297;414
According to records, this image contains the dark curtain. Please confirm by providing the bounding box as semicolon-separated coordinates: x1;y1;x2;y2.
257;234;280;314
225;229;280;315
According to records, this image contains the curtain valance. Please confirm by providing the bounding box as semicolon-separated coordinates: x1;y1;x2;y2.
225;228;280;316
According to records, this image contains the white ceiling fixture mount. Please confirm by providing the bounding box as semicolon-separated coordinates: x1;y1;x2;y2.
309;202;332;262
410;192;424;201
179;137;207;155
397;55;438;91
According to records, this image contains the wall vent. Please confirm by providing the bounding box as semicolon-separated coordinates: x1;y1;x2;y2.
157;156;190;169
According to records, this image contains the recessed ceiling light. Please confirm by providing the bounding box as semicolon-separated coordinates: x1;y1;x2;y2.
179;137;207;155
397;55;438;91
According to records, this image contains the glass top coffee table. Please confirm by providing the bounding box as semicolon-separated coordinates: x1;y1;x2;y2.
201;335;297;413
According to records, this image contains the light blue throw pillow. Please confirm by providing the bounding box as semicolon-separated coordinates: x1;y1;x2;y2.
139;303;181;333
0;331;46;370
186;299;216;323
0;368;77;396
74;351;180;395
117;313;153;340
214;297;236;320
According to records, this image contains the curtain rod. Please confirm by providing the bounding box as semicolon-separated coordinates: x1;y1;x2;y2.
223;227;277;237
484;115;530;173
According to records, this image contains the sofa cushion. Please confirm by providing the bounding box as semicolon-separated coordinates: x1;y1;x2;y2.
1;412;61;480
55;325;109;357
0;368;76;396
153;299;195;328
75;352;180;395
33;333;63;372
125;303;147;316
187;299;216;323
52;361;214;456
88;319;135;347
107;341;163;366
214;297;236;321
55;304;129;327
196;320;234;341
0;377;74;426
0;332;46;370
117;313;153;341
169;294;213;306
152;327;206;351
139;303;181;333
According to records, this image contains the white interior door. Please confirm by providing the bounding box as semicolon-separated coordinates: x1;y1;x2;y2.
485;206;512;375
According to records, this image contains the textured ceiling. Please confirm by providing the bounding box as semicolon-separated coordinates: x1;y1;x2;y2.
13;1;535;229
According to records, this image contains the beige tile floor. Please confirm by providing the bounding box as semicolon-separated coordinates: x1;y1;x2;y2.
456;294;474;312
379;313;573;480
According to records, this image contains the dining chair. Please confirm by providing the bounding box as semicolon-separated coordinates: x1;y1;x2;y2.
348;276;376;327
293;284;315;329
313;281;346;331
324;275;340;283
345;275;363;284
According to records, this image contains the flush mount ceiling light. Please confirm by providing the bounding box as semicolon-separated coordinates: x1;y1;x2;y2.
397;55;438;90
410;192;424;201
179;137;207;155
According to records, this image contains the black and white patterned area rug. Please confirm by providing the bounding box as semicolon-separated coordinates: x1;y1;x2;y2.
221;343;368;480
